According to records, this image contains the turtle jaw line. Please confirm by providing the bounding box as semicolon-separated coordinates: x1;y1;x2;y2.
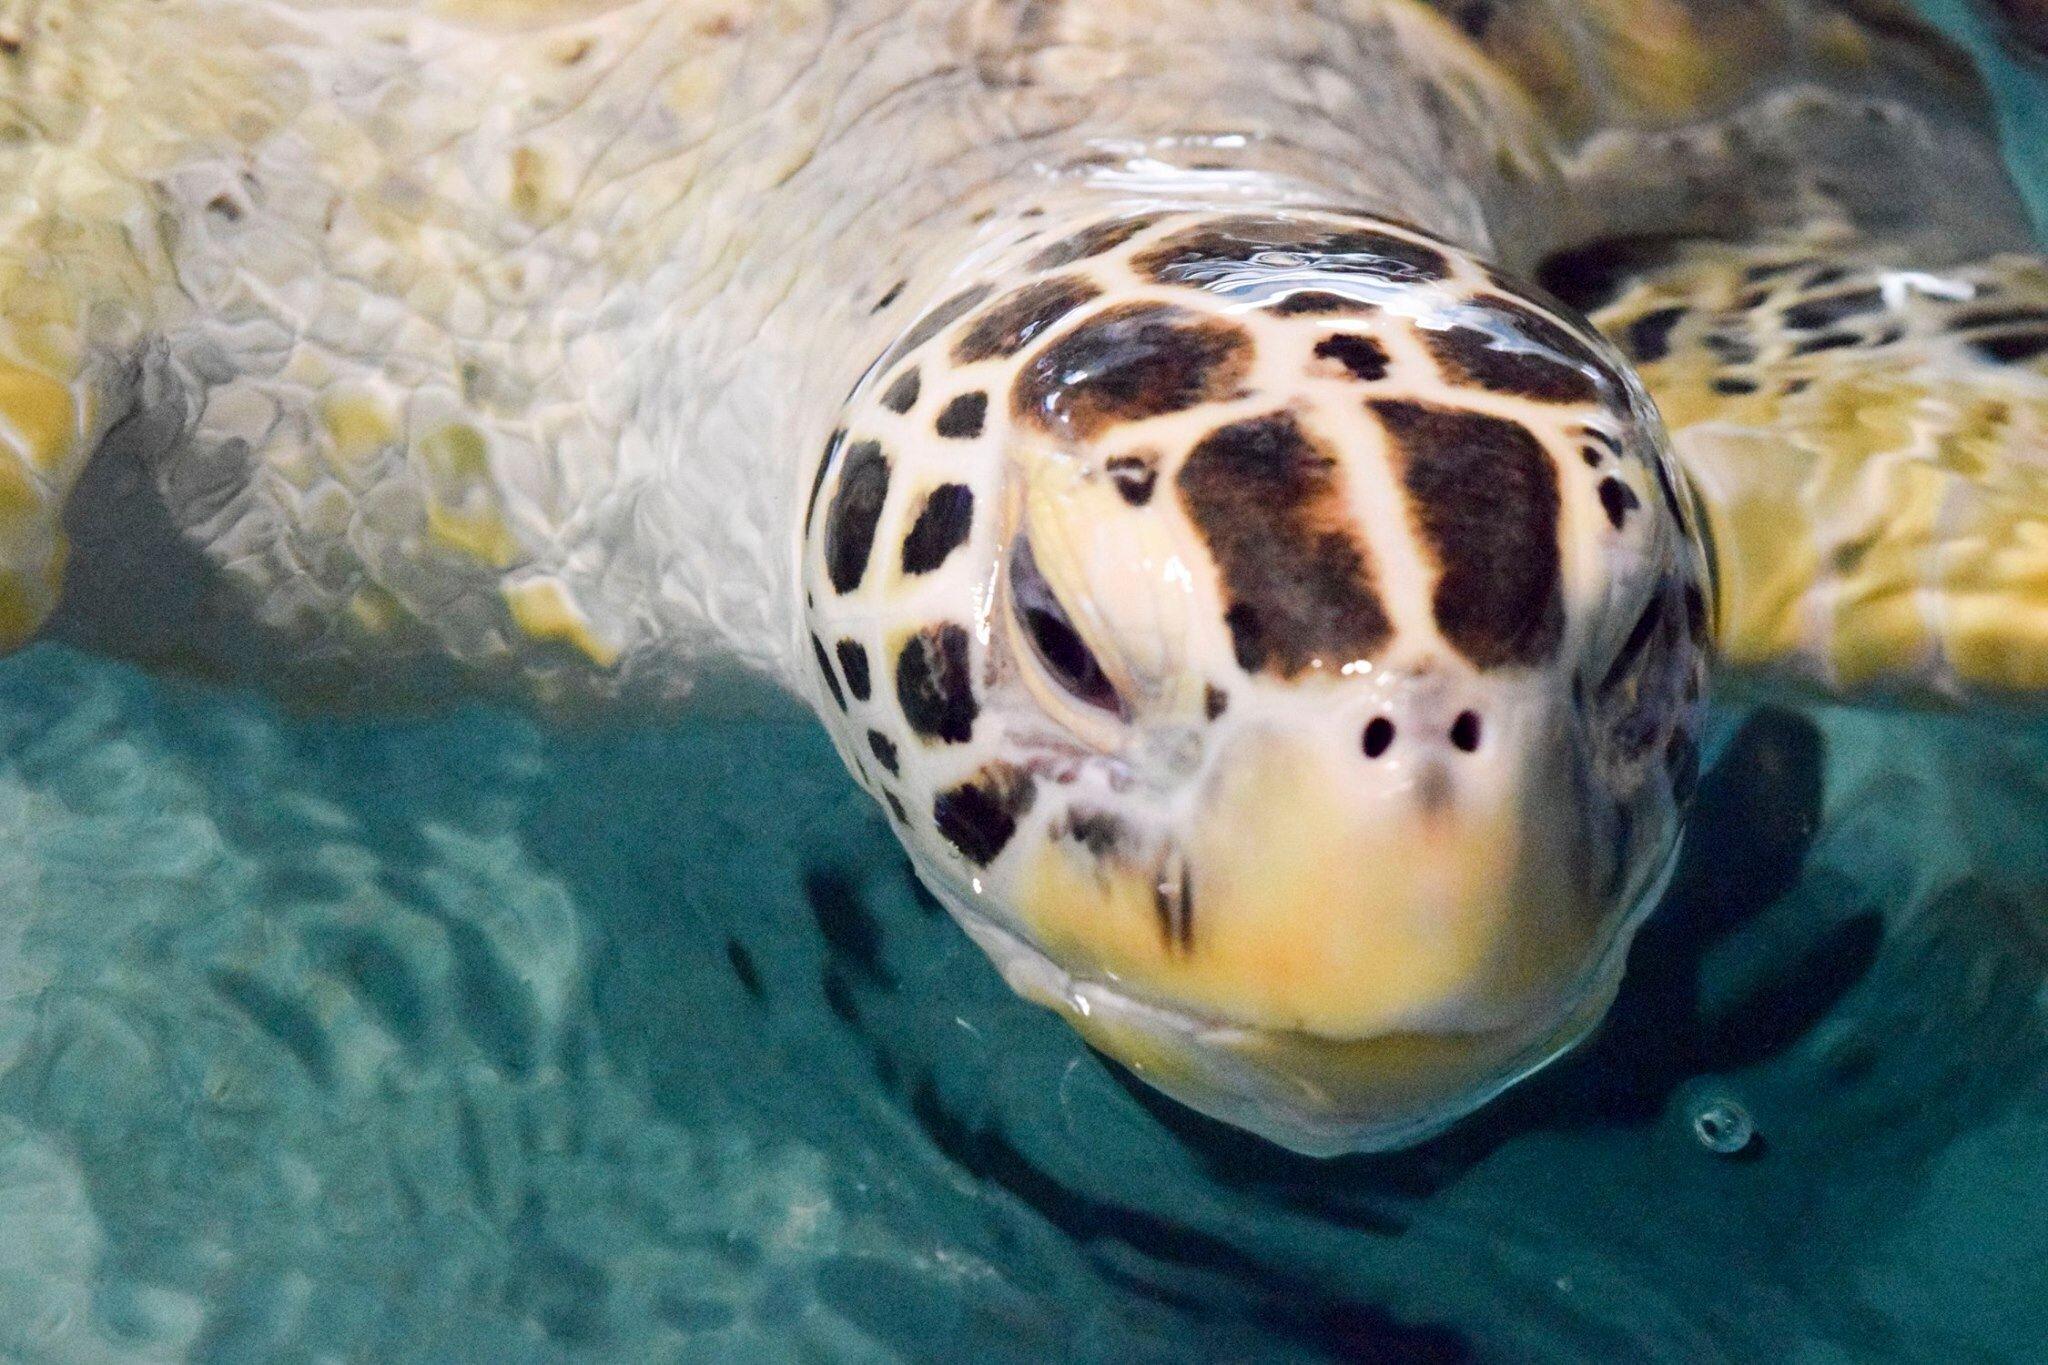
922;829;1687;1157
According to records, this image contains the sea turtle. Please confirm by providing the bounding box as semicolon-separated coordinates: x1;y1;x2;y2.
0;0;2042;1157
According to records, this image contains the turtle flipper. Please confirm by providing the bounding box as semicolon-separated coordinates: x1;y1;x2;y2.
1589;235;2048;705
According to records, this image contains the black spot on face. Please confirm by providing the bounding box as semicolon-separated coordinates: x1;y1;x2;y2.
1025;214;1162;271
1581;445;1604;467
824;440;889;594
1783;288;1883;332
1106;454;1157;506
953;276;1101;364
880;367;921;413
884;790;909;823
835;639;871;701
896;623;978;743
1373;399;1565;669
1363;716;1394;758
872;279;905;312
879;283;994;372
1450;710;1482;752
934;763;1036;866
1598;476;1640;530
1268;289;1380;316
1134;215;1448;288
1015;302;1253;440
1710;377;1759;396
811;634;847;709
1178;411;1392;678
901;483;974;575
804;429;844;539
867;728;899;774
1313;333;1390;381
1203;685;1228;720
935;391;987;439
1422;296;1610;403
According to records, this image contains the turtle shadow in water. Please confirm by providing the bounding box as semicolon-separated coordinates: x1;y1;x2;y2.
1104;704;1882;1196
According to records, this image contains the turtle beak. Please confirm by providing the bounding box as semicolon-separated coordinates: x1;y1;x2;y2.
1012;697;1622;1147
1165;723;1601;1038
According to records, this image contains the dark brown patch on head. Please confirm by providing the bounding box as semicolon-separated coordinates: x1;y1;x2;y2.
1203;685;1229;720
867;728;899;775
901;484;974;575
1598;476;1640;531
835;639;871;701
880;367;921;413
1312;334;1390;382
896;623;978;743
934;763;1036;866
1177;411;1391;677
1372;398;1565;670
824;439;889;594
811;634;846;710
1268;290;1379;317
804;429;844;536
1134;215;1448;288
1422;296;1611;403
1014;302;1253;440
1026;214;1162;271
953;276;1101;364
1106;454;1157;506
879;283;994;372
935;391;987;439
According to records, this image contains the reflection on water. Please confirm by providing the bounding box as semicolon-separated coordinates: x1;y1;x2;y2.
0;645;2044;1360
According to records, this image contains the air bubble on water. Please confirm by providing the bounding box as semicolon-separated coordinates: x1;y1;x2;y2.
1692;1098;1756;1156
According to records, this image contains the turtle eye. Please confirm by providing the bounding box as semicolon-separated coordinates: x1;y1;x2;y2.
1010;536;1122;715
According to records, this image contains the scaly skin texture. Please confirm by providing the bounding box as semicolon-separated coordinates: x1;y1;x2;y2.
0;0;1566;706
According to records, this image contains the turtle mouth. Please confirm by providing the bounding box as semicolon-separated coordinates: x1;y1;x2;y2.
918;830;1685;1156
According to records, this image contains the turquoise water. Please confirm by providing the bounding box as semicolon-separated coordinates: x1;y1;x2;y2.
4;22;2047;1365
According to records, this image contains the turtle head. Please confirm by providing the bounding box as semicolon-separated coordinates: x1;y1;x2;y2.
802;206;1713;1154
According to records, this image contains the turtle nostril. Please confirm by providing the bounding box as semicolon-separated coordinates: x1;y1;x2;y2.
1450;710;1482;752
1362;717;1396;758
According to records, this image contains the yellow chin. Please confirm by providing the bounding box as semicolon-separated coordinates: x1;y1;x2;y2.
1016;730;1602;1041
